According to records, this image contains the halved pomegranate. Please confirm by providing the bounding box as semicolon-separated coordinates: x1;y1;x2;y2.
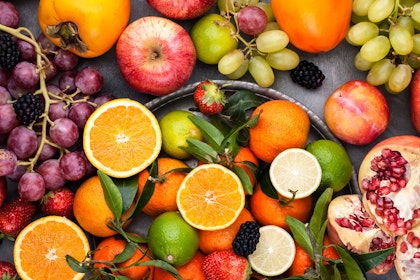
327;194;396;274
358;135;420;236
395;224;420;279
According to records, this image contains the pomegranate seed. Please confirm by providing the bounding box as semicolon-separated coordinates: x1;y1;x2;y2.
360;217;375;227
399;241;408;253
414;252;420;258
353;223;363;232
378;187;391;195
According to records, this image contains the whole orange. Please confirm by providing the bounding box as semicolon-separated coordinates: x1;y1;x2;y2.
138;157;189;217
73;175;131;237
93;235;153;279
249;184;313;231
249;100;310;163
198;207;255;254
153;251;206;280
286;241;314;277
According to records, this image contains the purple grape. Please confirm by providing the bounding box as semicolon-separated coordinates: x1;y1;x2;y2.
54;49;79;71
7;77;28;99
0;86;11;104
18;172;45;201
44;62;58;82
93;93;115;106
37;159;66;190
0;68;11;87
49;117;79;148
75;66;103;95
17;39;36;61
0;104;19;134
7;125;38;159
59;152;87;181
0;148;17;176
68;102;95;129
48;101;69;121
37;33;58;55
37;136;58;161
237;6;267;35
58;70;77;93
7;164;25;182
0;1;19;28
75;150;96;176
12;61;39;90
46;84;62;97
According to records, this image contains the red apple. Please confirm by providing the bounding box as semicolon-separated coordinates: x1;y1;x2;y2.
324;80;389;145
116;16;196;96
410;69;420;133
146;0;216;20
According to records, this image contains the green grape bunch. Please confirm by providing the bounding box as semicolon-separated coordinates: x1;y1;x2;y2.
348;0;420;94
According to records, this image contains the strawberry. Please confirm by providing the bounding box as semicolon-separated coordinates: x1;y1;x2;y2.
0;261;17;280
201;250;251;280
0;197;36;239
40;187;74;219
0;176;6;207
193;80;226;116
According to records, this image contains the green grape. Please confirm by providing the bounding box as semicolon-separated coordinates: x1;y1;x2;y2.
366;58;396;85
397;16;414;35
354;51;375;71
386;64;413;93
389;24;414;55
256;2;275;22
265;48;300;70
412;3;420;24
248;55;275;87
367;0;394;23
407;53;420;69
256;30;289;53
412;34;420;54
352;0;375;16
218;0;258;12
360;35;391;62
351;13;369;24
218;49;245;75
226;59;249;79
263;21;280;32
346;21;379;46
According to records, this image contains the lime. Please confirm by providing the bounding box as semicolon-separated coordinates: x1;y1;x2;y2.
269;148;322;199
305;139;353;193
159;110;203;159
147;211;199;266
190;13;238;65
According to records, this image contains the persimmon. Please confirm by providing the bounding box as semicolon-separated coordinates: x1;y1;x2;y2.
271;0;352;53
38;0;130;58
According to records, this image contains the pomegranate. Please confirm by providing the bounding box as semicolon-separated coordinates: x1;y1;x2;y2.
395;224;420;279
358;135;420;236
327;194;396;274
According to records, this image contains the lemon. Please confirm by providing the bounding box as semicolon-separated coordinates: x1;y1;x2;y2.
147;211;199;266
159;110;203;159
248;225;296;276
305;139;353;193
269;148;322;199
190;13;238;65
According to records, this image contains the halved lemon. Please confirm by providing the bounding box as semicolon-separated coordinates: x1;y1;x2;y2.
83;98;162;178
269;148;322;199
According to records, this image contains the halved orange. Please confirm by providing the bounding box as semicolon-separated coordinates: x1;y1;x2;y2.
14;215;90;280
83;98;162;178
176;163;245;231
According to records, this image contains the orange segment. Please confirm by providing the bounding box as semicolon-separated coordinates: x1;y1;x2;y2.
176;163;245;231
83;98;162;178
13;215;90;280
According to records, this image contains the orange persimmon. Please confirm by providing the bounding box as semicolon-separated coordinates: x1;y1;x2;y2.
271;0;352;53
38;0;130;58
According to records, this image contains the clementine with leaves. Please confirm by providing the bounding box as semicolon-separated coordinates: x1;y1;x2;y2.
153;251;206;280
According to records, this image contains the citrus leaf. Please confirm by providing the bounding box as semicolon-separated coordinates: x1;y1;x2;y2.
259;170;279;199
126;232;147;244
98;170;123;220
223;89;262;120
309;188;333;241
287;216;314;260
115;276;130;280
141;260;181;280
113;241;136;263
181;138;220;162
132;161;157;217
65;255;92;273
353;248;395;272
232;165;253;194
113;175;138;214
334;246;367;280
188;114;224;150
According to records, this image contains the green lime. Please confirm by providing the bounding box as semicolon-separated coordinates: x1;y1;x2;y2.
147;211;199;266
190;13;238;65
305;139;353;193
159;110;203;159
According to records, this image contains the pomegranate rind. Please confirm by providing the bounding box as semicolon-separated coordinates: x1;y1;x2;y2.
395;225;420;280
358;135;420;236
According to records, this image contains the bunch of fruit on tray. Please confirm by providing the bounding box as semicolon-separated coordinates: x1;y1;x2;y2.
0;1;420;280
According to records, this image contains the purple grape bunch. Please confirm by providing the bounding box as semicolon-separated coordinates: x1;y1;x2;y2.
0;1;115;202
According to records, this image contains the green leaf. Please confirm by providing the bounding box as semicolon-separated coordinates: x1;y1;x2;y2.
259;170;279;199
287;216;314;260
181;138;220;163
232;165;253;194
353;248;395;272
113;242;136;263
335;246;367;280
98;170;123;220
65;255;92;273
113;175;139;214
142;260;181;280
188;114;224;151
309;188;333;241
115;276;131;280
126;232;147;243
223;90;262;119
132;161;158;217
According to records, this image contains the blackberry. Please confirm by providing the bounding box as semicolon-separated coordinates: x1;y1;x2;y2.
0;31;20;70
232;221;260;257
13;93;44;126
290;60;325;89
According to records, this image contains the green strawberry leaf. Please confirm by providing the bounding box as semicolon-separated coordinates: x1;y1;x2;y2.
98;170;123;220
